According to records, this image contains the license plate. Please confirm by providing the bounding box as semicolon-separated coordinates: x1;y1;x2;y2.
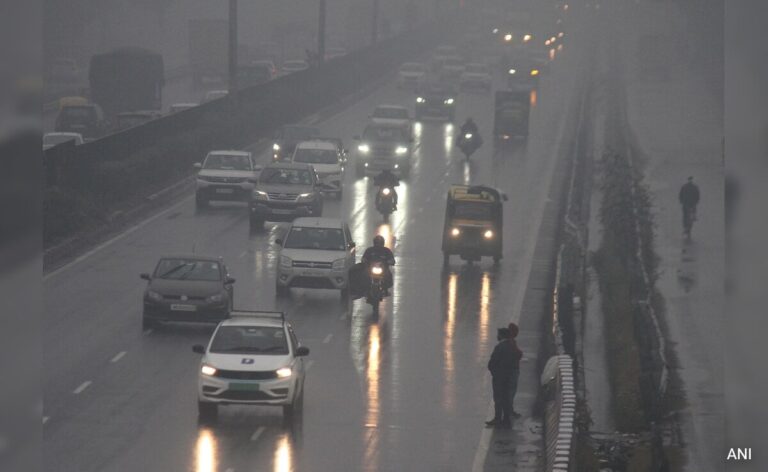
215;188;234;194
170;304;196;311
272;209;293;215
229;382;260;391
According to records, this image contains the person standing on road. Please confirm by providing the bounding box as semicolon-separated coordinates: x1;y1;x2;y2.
679;176;700;233
485;327;521;428
507;322;523;418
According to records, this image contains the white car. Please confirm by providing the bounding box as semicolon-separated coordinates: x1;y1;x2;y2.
193;311;309;419
275;217;356;298
43;132;83;151
370;105;412;134
281;60;309;75
460;63;492;91
194;150;260;208
397;62;427;89
203;90;228;102
169;102;199;113
291;140;345;198
440;56;466;81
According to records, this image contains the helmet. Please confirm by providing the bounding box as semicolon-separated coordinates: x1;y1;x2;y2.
373;235;385;247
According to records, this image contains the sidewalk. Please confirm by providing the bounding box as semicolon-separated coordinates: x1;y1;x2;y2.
614;2;725;470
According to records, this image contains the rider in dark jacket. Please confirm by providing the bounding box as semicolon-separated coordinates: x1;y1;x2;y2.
458;117;482;149
373;169;400;208
678;176;700;228
362;235;395;292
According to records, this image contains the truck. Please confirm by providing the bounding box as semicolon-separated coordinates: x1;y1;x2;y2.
493;90;530;143
89;48;164;119
189;19;229;91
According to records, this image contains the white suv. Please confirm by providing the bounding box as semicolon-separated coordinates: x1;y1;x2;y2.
291;140;344;198
193;311;309;420
194;150;260;209
275;217;356;298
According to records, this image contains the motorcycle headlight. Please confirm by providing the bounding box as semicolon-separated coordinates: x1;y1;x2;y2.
444;98;454;105
371;266;384;275
395;146;408;155
382;187;391;196
464;133;473;139
146;290;163;301
451;227;461;237
508;68;517;75
276;367;292;378
201;364;217;376
206;293;224;303
272;143;280;151
332;258;346;270
416;97;425;103
358;144;370;153
280;255;293;268
484;229;494;239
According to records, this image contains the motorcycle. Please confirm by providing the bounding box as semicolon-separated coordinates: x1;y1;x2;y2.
376;186;397;218
366;262;387;315
457;132;481;160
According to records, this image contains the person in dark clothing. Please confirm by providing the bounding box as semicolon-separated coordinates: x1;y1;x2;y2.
362;235;395;292
678;176;700;232
485;327;522;427
460;117;479;137
373;169;400;208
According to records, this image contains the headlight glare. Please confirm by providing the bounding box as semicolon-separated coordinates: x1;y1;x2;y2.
276;367;292;378
451;227;460;237
358;144;370;153
444;98;454;105
201;364;217;376
395;146;408;155
273;143;280;151
484;229;494;239
280;255;292;268
416;97;425;103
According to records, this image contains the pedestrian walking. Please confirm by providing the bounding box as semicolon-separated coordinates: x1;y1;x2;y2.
485;327;522;428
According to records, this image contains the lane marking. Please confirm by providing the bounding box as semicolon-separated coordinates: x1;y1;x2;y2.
110;351;127;363
42;416;49;425
250;426;266;441
322;334;333;344
73;381;92;395
44;196;193;281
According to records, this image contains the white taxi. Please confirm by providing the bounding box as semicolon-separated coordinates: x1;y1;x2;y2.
290;140;344;198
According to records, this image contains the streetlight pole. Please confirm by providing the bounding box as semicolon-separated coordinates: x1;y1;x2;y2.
371;0;379;46
228;0;238;93
318;0;326;65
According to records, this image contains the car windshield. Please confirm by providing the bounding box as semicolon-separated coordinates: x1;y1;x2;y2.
401;63;424;73
466;64;488;73
293;148;338;164
209;326;289;355
452;202;493;220
373;107;408;120
282;126;319;140
154;259;222;281
44;134;78;146
284;226;346;251
260;167;313;185
60;106;94;121
204;154;252;171
363;126;407;142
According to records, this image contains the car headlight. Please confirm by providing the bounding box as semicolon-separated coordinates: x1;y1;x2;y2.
206;293;224;303
451;227;461;237
332;258;346;270
444;98;454;105
416;97;425;103
484;229;494;239
371;266;384;275
252;189;268;199
508;68;517;75
523;34;532;42
531;69;540;77
395;146;408;155
146;290;162;301
276;367;293;378
273;143;280;151
298;192;314;201
464;133;473;139
201;364;217;376
358;144;370;153
280;255;293;268
504;33;513;42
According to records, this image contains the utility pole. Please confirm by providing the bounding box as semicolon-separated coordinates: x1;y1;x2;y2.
228;0;238;93
371;0;379;46
318;0;326;65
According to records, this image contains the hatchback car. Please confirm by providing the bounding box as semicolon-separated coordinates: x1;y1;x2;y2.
141;255;235;329
43;132;84;151
193;311;309;420
397;62;428;90
291;140;345;198
275;218;356;298
194;150;260;208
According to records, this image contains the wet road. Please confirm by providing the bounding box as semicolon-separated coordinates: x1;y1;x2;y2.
43;47;584;472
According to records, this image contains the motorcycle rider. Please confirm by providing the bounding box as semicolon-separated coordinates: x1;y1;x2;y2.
457;117;482;149
373;169;400;209
678;176;700;233
362;235;396;294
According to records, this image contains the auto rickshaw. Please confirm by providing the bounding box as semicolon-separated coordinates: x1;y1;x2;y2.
442;185;507;265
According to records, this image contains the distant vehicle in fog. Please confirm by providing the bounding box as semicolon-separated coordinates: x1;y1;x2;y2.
354;124;413;178
414;83;456;121
397;62;428;90
194;150;260;209
237;63;275;88
169;103;199;114
89;48;164;118
493;90;530;142
54;101;106;139
272;124;320;161
439;56;466;82
460;63;493;91
114;110;161;131
43;132;84;151
324;47;347;60
280;60;310;75
506;61;540;91
202;90;229;103
369;105;412;133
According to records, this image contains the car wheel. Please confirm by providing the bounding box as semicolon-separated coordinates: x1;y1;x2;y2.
249;216;264;232
198;401;218;421
276;283;289;297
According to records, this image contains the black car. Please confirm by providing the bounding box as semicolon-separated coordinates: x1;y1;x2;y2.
272;125;320;161
248;162;324;231
414;84;456;121
141;255;235;329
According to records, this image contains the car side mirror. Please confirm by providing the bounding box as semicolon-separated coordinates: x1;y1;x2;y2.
193;163;202;169
140;273;151;281
192;344;205;354
275;238;283;246
296;346;310;357
225;276;236;284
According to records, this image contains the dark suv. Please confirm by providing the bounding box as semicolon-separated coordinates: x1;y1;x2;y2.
248;162;324;231
414;83;456;121
272;124;320;161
